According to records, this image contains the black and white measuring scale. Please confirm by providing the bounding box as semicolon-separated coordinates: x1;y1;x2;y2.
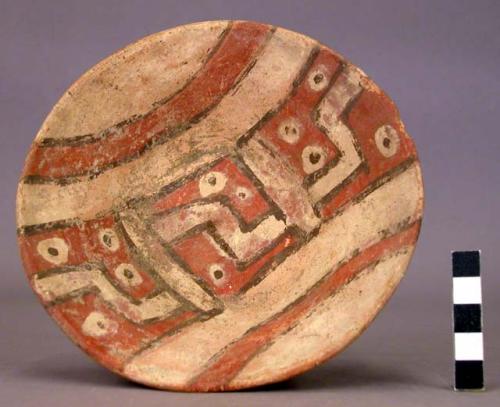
452;250;485;391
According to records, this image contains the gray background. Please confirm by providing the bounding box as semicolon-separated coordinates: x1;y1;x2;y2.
1;0;499;405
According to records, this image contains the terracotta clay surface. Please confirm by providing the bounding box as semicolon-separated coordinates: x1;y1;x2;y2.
16;20;424;391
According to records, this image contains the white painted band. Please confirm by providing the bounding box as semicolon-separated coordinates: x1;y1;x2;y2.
17;29;315;228
453;276;482;304
454;332;484;361
124;163;423;386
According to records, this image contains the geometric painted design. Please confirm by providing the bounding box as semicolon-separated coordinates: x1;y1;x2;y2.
16;21;424;391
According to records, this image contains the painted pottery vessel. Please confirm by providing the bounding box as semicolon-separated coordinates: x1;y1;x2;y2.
16;20;424;391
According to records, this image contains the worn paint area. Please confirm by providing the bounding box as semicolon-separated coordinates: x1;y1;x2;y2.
16;20;424;391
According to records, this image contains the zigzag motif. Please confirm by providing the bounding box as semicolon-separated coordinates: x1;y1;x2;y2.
308;66;364;203
235;48;365;228
17;21;424;390
131;155;302;296
34;264;180;324
154;201;285;262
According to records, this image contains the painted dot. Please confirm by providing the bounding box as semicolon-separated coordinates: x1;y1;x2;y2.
209;264;226;285
314;73;324;83
278;118;301;144
302;146;327;174
235;186;252;201
123;269;134;279
308;66;329;91
199;171;227;197
309;151;322;164
37;237;69;265
98;229;120;252
103;234;112;246
82;311;117;338
375;124;400;158
114;263;143;287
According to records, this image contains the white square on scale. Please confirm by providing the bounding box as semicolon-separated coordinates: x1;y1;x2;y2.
454;332;484;361
453;276;482;304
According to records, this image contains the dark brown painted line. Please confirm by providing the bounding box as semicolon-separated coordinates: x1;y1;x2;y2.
122;306;224;368
35;262;192;326
17;217;83;236
130;156;229;207
300;61;346;187
167;218;304;276
337;86;366;160
20;157;299;315
22;24;276;185
235;226;303;271
115;216;200;309
22;174;87;185
187;219;421;391
303;62;364;188
142;151;285;224
18;155;254;236
232;151;287;222
162;223;304;301
302;147;342;187
237;227;303;293
151;195;279;235
315;156;417;219
148;160;310;281
37;263;154;310
17;156;230;236
239;60;346;190
156;202;302;272
236;46;321;148
146;153;287;232
117;208;224;311
38;23;234;148
161;241;223;303
166;221;228;252
255;138;277;158
204;222;239;260
312;161;367;218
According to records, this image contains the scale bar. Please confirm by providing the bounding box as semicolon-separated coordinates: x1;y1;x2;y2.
452;251;484;391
